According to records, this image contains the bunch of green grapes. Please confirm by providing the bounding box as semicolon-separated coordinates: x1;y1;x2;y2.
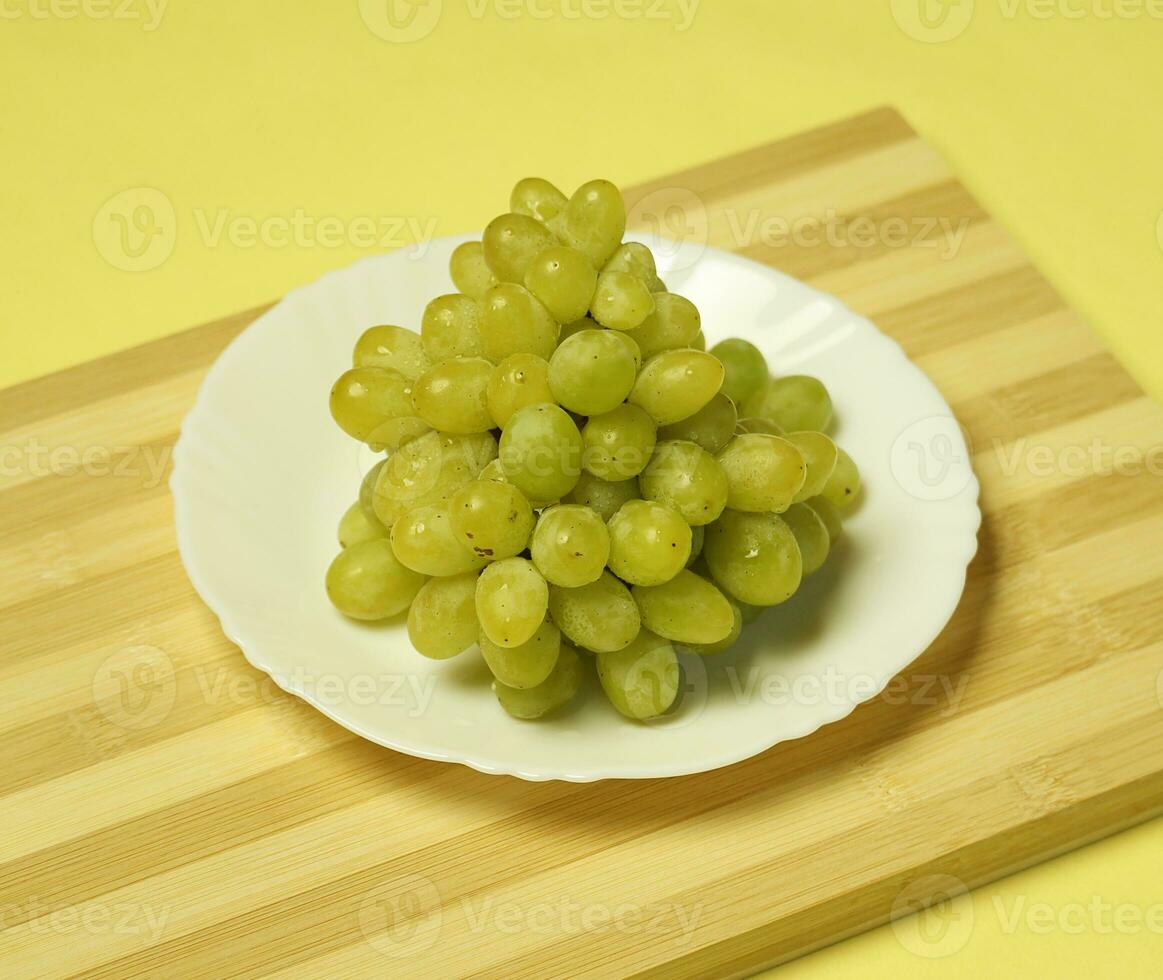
327;177;862;722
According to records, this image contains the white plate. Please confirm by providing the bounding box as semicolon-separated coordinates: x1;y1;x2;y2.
171;234;980;782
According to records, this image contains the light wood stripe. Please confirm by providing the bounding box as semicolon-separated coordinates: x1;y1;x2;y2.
2;106;1162;979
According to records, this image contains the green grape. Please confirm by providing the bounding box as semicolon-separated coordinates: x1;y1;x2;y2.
494;642;582;719
373;430;497;526
691;330;706;351
785;430;839;503
735;416;784;437
407;572;480;659
781;502;830;576
390;503;489;576
547;329;638;416
717;433;806;513
325;539;426;621
482;212;558;283
410;356;493;434
562;179;626;267
547;571;640;653
449;478;534;561
596;630;679;720
481;617;561;689
631;569;734;645
704;510;803;606
558;316;595;345
485;353;554;428
476;557;549;648
338;501;387;548
449;241;497;300
820;446;861;510
629;349;725;426
607;499;692;586
479;283;559;362
682;601;743;655
510;177;568;224
602;242;663;291
738;601;763;625
353;325;431;381
743;374;833;432
606;328;642;370
805;495;843;543
375;416;433;451
530;504;610;587
498;403;583;502
329;367;414;445
421;294;484;363
686;523;705;567
479;456;558;509
565;471;640;522
710;338;768;407
524;245;597;323
638;440;728;526
632;293;701;358
659;392;737;455
359;459;388;523
581;403;656;481
590;270;655;331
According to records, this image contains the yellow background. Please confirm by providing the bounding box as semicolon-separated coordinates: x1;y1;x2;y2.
2;0;1161;975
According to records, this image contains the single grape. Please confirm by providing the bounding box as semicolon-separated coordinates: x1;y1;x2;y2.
606;328;642;370
530;504;611;587
485;353;554;428
686;523;705;567
631;293;701;358
639;440;728;526
475;557;549;648
353;325;431;381
710;338;768;407
510;177;568;224
629;349;725;426
659;392;738;455
781;502;830;575
482;212;558;283
390;503;489;576
499;403;583;503
421;294;484;363
743;375;833;432
735;416;783;437
338;501;387;548
565;471;640;522
373;430;497;526
329;367;414;445
411;356;494;434
820;446;861;510
785;430;839;503
359;459;388;523
524;245;597;324
691;330;706;350
602;242;663;291
596;630;680;720
493;641;582;719
805;495;843;543
590;270;655;331
717;433;806;513
681;602;742;655
547;329;638;416
631;569;735;645
558;315;596;345
547;571;640;653
407;573;480;659
449;478;534;561
704;510;802;606
480;617;561;689
607;499;692;586
562;179;626;267
581;403;657;481
325;539;426;621
479;456;558;509
479;283;559;362
449;241;497;300
738;601;763;625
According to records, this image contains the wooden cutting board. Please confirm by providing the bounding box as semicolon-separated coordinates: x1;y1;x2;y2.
3;107;1163;979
